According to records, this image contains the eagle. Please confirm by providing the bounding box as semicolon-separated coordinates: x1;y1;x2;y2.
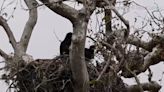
60;32;72;55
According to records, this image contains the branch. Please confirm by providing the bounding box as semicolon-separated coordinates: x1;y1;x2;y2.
39;0;78;23
111;6;129;29
127;35;156;51
126;65;144;92
20;0;38;52
101;41;122;60
96;59;110;81
122;45;164;78
127;81;161;92
141;45;164;72
100;40;126;72
127;34;164;51
0;16;17;49
0;48;9;59
103;0;130;38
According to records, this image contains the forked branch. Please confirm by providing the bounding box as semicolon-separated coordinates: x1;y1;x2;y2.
103;0;130;38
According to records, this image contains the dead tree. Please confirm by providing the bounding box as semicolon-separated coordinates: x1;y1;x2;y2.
0;0;164;92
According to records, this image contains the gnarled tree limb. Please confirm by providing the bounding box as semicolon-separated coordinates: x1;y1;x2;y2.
39;0;78;23
127;81;161;92
141;44;164;72
127;35;155;51
127;34;164;51
0;16;17;50
121;44;164;78
19;0;38;53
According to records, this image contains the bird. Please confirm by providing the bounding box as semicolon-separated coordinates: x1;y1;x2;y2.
85;45;95;60
60;32;72;55
60;32;95;61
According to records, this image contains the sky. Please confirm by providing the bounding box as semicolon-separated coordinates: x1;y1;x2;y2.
0;0;164;91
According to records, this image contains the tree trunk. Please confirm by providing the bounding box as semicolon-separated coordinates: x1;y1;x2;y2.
70;18;89;92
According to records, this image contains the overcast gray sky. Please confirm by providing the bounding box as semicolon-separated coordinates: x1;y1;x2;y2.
0;0;164;91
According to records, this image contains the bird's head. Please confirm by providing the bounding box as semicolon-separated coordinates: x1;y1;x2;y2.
89;45;95;51
66;32;72;39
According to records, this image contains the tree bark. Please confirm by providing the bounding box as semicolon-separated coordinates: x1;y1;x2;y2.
38;1;93;92
70;18;89;92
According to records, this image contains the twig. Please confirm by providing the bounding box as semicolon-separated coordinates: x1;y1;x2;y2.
34;77;58;92
148;68;152;82
132;1;160;27
0;0;6;14
7;0;18;21
1;0;16;14
96;59;110;81
101;41;122;59
61;79;71;90
53;29;62;42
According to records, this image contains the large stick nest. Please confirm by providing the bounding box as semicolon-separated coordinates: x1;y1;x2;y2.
2;56;127;92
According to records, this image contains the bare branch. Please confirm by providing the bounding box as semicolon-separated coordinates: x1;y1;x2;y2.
20;0;38;52
141;45;164;72
126;65;144;92
148;68;153;82
127;81;161;92
111;6;129;29
96;59;110;81
122;45;164;78
127;35;155;51
127;32;164;51
0;48;9;59
39;0;78;23
132;1;161;28
0;0;6;14
103;0;130;38
0;16;17;49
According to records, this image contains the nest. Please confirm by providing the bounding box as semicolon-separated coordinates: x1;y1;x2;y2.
2;56;127;92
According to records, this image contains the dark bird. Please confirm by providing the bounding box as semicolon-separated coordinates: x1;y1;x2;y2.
85;45;95;60
60;32;95;61
60;32;72;55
